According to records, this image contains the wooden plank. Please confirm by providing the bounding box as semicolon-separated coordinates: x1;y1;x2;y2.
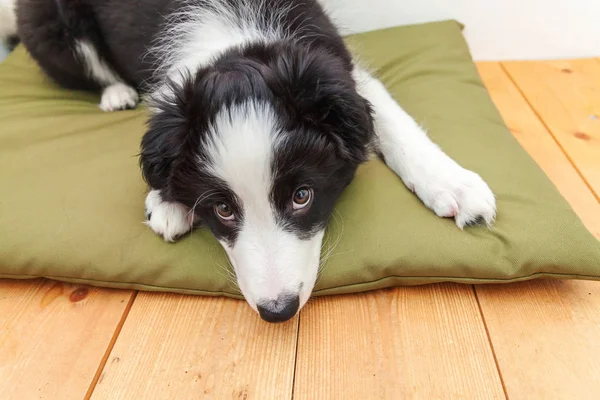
91;293;298;400
476;62;600;399
293;284;506;399
476;62;600;238
0;279;134;400
502;59;600;199
476;280;600;400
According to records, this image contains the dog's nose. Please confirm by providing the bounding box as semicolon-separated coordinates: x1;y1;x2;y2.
257;294;300;323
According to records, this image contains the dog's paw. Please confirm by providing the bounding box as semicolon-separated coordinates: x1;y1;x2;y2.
144;190;194;242
99;83;139;112
416;167;496;229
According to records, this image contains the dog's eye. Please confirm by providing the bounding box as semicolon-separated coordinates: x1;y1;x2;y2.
214;202;235;221
292;187;313;210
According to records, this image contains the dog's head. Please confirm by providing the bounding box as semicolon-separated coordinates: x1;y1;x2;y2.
141;42;374;322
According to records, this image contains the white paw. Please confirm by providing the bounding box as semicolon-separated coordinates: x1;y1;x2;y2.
99;83;139;112
144;190;194;242
415;166;496;229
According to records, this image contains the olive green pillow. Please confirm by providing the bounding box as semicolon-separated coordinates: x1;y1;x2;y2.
1;20;599;298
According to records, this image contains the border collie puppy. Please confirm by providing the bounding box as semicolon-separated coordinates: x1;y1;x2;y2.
16;0;496;322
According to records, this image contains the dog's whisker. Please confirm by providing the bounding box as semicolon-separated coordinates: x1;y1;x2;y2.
320;249;355;266
208;246;239;291
187;189;219;218
315;209;345;287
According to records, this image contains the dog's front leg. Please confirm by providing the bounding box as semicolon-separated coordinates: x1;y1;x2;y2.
353;67;496;228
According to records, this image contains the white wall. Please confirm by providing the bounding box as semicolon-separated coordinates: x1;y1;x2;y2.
321;0;600;60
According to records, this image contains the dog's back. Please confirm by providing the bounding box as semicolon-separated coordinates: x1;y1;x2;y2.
16;0;349;95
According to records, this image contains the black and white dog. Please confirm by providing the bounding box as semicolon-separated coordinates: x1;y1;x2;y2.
15;0;496;322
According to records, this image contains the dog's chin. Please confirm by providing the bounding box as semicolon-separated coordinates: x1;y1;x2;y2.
219;229;325;322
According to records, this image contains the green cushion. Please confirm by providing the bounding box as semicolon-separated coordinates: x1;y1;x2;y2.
1;20;599;298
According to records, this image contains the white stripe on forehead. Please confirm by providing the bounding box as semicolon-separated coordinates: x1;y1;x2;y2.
202;101;280;214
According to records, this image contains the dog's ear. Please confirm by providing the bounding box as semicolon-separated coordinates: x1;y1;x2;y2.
140;77;199;192
267;46;374;164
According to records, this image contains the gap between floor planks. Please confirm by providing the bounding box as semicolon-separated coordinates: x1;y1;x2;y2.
500;58;600;200
0;279;135;400
90;293;300;400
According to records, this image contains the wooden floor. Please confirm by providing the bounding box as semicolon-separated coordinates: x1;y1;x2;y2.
1;59;599;400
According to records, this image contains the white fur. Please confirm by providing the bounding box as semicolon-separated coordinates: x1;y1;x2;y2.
148;0;297;103
74;40;139;111
202;101;325;310
0;0;17;40
74;40;121;85
145;189;195;242
99;83;139;112
353;67;496;228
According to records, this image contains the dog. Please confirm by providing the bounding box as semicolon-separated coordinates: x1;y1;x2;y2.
15;0;496;323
